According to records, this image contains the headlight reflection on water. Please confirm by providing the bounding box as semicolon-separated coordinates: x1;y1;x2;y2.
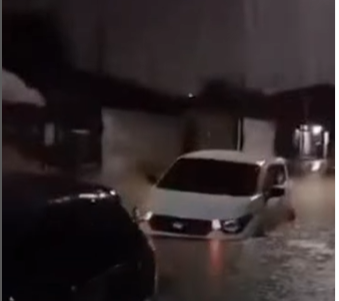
209;239;223;278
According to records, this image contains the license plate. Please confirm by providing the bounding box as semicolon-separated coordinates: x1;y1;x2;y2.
172;222;184;230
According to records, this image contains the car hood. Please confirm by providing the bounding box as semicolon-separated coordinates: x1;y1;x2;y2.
148;188;256;220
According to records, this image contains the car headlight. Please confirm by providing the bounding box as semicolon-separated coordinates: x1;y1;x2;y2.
222;219;241;233
133;207;153;222
211;219;222;230
221;214;253;234
143;211;153;221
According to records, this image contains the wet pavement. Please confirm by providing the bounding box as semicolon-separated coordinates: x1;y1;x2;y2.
120;174;334;301
3;147;334;301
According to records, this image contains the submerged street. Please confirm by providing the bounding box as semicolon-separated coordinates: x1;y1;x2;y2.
3;1;334;300
3;145;335;301
118;174;334;301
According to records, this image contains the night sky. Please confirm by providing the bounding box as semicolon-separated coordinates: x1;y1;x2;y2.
3;0;335;95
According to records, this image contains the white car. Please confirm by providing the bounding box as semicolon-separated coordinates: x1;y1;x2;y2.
138;150;291;239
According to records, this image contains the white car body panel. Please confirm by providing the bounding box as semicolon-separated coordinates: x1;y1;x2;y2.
140;215;261;240
148;189;262;221
140;150;290;240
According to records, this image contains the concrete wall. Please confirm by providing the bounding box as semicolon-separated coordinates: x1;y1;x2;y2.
3;109;278;209
183;109;239;152
100;109;240;181
101;109;184;176
243;118;276;157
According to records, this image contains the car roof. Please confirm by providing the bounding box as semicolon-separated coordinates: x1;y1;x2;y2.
180;150;285;166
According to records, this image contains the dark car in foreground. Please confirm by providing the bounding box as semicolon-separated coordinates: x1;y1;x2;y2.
3;173;156;301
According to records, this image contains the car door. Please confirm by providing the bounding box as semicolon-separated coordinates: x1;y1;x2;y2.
264;163;288;208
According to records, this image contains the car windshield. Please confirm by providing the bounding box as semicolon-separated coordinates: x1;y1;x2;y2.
158;158;260;196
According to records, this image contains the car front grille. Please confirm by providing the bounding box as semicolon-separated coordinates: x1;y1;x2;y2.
149;214;211;236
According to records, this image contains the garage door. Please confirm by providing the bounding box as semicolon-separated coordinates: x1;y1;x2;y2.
243;118;276;157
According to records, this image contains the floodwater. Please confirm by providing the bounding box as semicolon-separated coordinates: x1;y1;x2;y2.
3;145;334;301
120;174;335;301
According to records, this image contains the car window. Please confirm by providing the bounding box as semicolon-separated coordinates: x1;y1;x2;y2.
158;158;260;196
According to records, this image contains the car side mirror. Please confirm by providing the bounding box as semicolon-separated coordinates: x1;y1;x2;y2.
269;186;285;198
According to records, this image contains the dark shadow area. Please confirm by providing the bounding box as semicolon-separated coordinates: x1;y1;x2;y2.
3;12;334;169
3;12;335;122
3;11;70;79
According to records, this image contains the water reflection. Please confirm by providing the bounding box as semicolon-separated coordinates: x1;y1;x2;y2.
153;177;334;301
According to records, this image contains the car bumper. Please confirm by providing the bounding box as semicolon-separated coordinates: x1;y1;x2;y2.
140;215;261;241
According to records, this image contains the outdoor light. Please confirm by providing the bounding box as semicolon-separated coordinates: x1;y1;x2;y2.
188;93;194;98
311;125;323;135
311;160;322;172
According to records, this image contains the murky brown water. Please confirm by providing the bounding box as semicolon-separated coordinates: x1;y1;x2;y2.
152;176;335;301
136;175;334;301
4;146;334;301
